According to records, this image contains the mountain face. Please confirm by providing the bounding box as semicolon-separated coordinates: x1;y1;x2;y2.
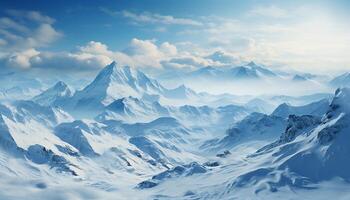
219;88;350;194
0;100;75;173
249;88;350;183
96;96;170;123
163;84;197;99
230;61;277;79
32;81;73;106
132;88;350;199
63;62;201;116
208;97;332;152
96;96;251;130
271;98;329;118
329;72;350;87
201;112;286;152
70;62;165;111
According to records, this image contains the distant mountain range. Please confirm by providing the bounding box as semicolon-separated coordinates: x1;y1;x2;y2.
188;61;278;81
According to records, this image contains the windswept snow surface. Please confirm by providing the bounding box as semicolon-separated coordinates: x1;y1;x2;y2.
1;62;350;200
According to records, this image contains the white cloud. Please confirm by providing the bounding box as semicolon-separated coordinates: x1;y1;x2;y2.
31;23;62;47
166;56;210;68
0;39;7;46
7;48;40;68
2;38;231;72
78;41;111;55
0;10;61;52
102;8;202;26
176;6;350;74
0;17;30;33
160;42;177;56
125;38;160;56
0;10;63;70
6;9;55;24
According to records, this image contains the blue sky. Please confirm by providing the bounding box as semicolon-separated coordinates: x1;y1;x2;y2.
0;0;349;74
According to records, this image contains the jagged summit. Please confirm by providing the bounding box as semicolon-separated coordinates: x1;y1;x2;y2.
93;62;135;86
246;61;257;67
32;81;73;106
94;61;134;83
70;62;165;110
54;81;68;88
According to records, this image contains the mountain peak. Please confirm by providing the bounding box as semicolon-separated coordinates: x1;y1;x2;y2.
54;81;69;90
71;62;165;109
93;61;136;86
99;61;130;77
32;81;73;106
247;61;257;67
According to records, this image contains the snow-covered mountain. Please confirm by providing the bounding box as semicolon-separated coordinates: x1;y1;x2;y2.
188;61;278;81
270;92;332;106
244;98;275;114
131;88;350;199
163;84;198;99
271;98;329;118
69;62;165;111
329;72;350;88
201;112;286;153
97;96;251;129
58;62;204;117
241;87;350;187
33;81;74;106
96;96;169;122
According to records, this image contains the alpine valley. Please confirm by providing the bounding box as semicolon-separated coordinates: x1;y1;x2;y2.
0;60;349;200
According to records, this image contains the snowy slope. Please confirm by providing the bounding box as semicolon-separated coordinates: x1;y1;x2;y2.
329;72;350;88
236;87;350;186
272;98;329;118
0;72;43;100
132;88;350;199
64;62;203;117
33;81;73;106
244;98;275;114
201;112;286;153
96;96;170;123
69;62;165;112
